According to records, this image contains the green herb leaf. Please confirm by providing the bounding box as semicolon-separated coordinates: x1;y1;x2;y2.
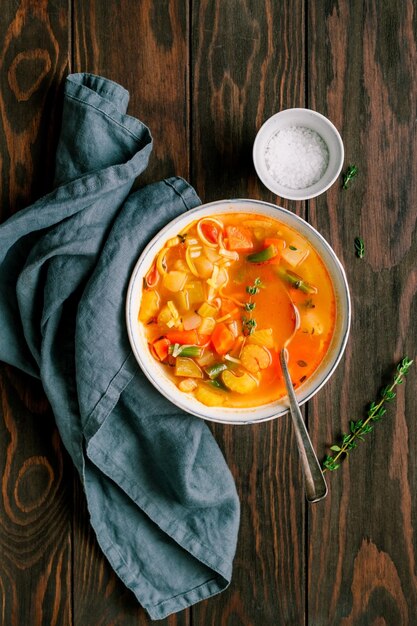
354;236;365;259
242;278;263;335
322;357;413;473
342;164;358;189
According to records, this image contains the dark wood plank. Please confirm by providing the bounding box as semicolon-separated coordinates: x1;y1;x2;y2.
72;2;190;624
0;2;72;625
191;0;305;210
191;2;307;624
0;0;69;216
0;367;72;626
4;2;416;625
73;0;190;187
307;1;417;623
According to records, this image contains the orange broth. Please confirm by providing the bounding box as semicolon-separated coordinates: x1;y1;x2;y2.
138;213;336;408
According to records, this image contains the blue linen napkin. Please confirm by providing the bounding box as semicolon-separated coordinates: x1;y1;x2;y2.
0;73;240;620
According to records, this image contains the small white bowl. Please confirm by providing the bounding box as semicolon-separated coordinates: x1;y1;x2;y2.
253;108;344;201
126;199;351;425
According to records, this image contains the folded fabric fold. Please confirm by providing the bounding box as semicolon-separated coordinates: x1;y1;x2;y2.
0;73;240;620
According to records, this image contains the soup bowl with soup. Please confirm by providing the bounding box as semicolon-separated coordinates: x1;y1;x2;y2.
126;199;351;424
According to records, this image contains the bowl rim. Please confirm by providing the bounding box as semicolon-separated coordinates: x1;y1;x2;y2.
253;107;345;201
126;198;351;425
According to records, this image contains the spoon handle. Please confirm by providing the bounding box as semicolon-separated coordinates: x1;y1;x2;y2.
280;349;328;503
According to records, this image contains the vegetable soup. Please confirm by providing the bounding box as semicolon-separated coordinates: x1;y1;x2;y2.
138;213;336;408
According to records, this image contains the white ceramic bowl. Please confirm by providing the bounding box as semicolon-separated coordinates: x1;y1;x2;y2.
126;199;351;425
253;108;344;201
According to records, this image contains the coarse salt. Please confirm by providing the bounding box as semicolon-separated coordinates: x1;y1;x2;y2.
264;126;329;190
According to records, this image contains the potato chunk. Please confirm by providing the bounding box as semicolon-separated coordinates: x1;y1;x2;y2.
139;290;160;323
195;384;225;406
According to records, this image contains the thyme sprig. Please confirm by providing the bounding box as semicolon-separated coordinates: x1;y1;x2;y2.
342;164;358;189
323;357;413;472
242;277;262;336
354;236;365;259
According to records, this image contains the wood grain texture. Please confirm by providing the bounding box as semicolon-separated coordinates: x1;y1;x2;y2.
0;0;69;215
191;0;305;211
1;0;417;625
191;2;307;624
0;366;72;626
307;1;417;624
73;0;190;187
0;2;72;625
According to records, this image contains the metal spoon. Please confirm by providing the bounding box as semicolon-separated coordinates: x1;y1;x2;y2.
279;347;328;503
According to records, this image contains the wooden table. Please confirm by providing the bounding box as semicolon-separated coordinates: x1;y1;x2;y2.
1;1;416;624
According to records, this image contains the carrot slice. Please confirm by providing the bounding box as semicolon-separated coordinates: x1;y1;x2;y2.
150;337;171;361
211;323;235;355
264;237;286;249
225;225;254;251
219;299;241;320
165;329;199;345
